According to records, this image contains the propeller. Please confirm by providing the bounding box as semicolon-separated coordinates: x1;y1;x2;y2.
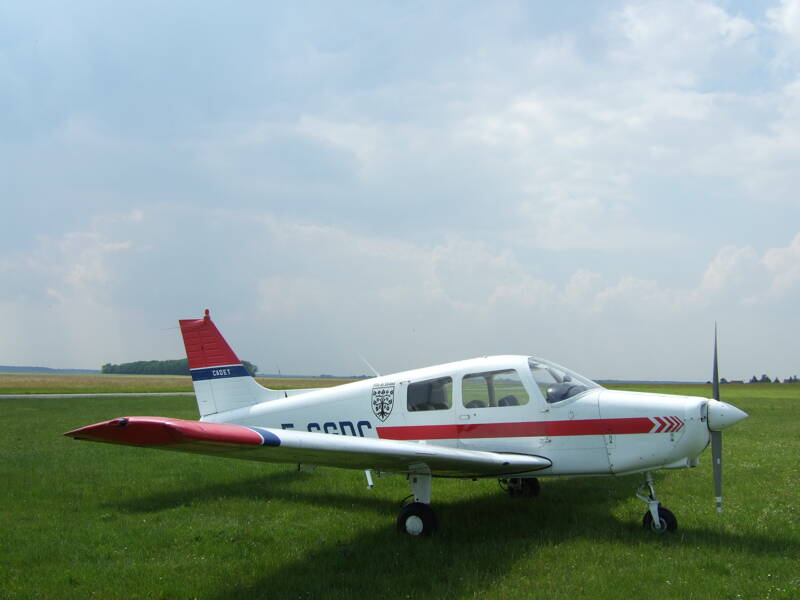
706;324;748;513
711;324;723;513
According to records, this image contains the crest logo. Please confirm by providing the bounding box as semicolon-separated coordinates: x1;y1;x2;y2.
371;383;395;422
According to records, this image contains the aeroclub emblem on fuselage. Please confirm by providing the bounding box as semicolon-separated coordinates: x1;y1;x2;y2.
371;383;395;422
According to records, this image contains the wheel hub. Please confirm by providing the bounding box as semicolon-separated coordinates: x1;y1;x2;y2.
405;515;424;536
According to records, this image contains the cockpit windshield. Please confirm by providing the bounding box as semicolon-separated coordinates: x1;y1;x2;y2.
528;357;602;404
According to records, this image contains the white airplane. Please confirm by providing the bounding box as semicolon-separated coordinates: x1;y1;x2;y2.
66;310;748;536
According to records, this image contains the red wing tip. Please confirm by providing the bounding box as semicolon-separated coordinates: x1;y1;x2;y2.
63;416;265;447
63;416;168;444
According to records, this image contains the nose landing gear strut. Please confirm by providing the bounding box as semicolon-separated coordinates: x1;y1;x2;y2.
636;472;678;533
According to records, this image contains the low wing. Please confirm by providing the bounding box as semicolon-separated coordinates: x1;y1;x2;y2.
65;416;551;478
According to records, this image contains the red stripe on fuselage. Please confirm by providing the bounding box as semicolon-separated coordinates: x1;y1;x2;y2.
376;417;654;441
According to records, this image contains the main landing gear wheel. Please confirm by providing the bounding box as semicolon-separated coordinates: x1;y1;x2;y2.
501;477;540;498
642;505;678;534
397;502;437;536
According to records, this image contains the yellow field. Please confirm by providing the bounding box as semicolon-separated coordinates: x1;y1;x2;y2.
0;372;358;394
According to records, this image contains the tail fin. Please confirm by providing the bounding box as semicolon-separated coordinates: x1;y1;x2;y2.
179;309;280;418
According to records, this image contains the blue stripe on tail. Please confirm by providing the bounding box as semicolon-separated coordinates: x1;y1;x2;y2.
190;365;250;381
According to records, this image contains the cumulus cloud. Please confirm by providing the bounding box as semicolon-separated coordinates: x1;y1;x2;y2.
1;200;797;379
0;231;132;302
763;231;800;293
0;229;145;367
612;0;756;84
768;0;800;41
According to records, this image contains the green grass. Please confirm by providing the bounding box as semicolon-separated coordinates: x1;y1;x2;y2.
1;385;797;599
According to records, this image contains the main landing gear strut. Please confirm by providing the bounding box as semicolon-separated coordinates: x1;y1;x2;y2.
500;477;540;498
636;472;678;534
397;470;437;536
396;474;543;536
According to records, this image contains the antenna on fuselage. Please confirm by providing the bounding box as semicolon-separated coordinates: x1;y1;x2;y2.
358;353;381;378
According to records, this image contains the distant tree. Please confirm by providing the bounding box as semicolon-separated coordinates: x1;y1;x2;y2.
102;358;257;376
720;377;728;384
759;374;771;383
749;375;758;383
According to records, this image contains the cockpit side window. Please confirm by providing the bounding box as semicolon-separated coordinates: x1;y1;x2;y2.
407;377;453;411
462;369;529;409
528;358;598;404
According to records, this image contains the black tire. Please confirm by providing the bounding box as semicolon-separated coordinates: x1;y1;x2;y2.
642;505;678;533
521;478;540;498
504;477;541;498
396;502;437;536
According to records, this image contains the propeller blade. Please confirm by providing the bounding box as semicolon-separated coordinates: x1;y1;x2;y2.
712;430;723;513
711;324;723;512
712;322;720;402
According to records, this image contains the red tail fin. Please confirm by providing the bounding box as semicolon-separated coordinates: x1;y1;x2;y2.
179;309;241;369
178;310;275;417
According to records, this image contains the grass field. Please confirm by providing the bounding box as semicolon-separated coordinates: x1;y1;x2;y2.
0;373;357;395
1;382;797;599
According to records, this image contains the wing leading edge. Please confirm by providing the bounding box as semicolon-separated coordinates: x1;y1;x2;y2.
64;416;551;478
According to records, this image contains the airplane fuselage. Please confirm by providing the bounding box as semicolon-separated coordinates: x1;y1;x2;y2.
201;355;712;478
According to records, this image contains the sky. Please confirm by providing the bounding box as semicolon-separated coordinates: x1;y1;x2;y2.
1;0;799;381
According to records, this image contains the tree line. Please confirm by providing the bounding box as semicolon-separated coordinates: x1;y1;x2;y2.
717;375;799;384
747;374;798;384
101;359;258;376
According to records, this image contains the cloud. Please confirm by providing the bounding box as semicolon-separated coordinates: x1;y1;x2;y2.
0;231;132;302
2;2;799;382
768;0;800;42
0;229;148;367
1;199;797;379
763;231;800;293
699;245;764;299
610;0;756;84
196;213;800;377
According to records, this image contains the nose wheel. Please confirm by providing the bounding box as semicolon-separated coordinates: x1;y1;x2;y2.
642;505;678;533
636;472;678;533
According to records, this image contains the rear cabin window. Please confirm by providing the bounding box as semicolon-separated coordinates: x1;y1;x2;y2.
462;369;529;409
407;377;453;411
